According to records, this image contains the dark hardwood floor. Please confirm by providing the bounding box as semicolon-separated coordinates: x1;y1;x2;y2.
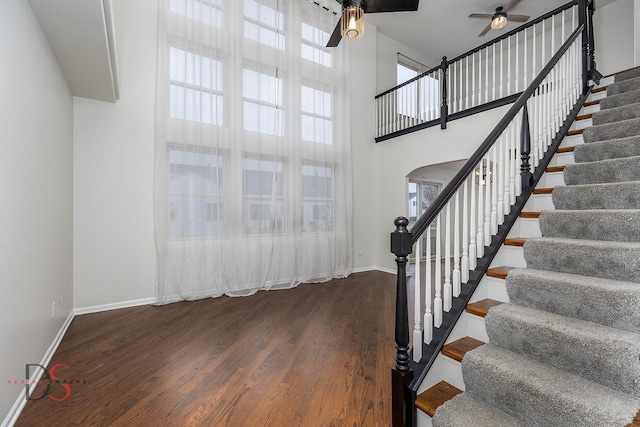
16;271;396;426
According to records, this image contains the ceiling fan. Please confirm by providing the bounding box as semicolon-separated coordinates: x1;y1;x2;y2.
469;0;530;37
326;0;420;47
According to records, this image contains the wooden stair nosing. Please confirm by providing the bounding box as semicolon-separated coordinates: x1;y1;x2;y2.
591;86;607;94
415;381;463;417
465;299;504;318
557;146;575;153
441;337;485;363
533;187;553;195
567;129;584;136
576;113;593;120
520;211;540;219
546;165;565;173
504;238;526;247
486;266;515;279
584;99;601;107
627;411;640;427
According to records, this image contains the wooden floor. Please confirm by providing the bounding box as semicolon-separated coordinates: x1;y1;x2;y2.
16;271;396;426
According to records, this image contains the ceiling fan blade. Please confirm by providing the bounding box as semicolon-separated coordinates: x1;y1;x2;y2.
503;0;522;13
478;23;492;37
468;13;493;18
364;0;420;14
326;18;342;47
508;14;530;22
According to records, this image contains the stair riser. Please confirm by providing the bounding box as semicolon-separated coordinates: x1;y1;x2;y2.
614;67;640;82
559;134;584;148
491;245;526;269
473;276;509;304
524;239;640;283
547;151;574;166
486;304;640;397
539;171;565;187
508;217;542;239
523;194;554;211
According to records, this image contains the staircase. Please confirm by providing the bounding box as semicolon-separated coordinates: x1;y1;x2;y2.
415;67;640;426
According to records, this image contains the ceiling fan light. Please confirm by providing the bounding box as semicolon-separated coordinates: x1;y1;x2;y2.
491;14;508;30
341;5;364;40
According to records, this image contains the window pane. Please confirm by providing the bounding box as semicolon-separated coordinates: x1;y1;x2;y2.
301;114;332;144
243;69;282;105
243;157;285;234
302;164;332;198
242;157;283;196
170;84;223;125
170;0;224;28
243;101;284;136
243;0;285;50
169;150;223;238
170;47;223;91
301;43;332;67
301;86;331;117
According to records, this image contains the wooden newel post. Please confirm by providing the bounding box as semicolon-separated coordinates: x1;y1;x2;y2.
520;104;534;190
440;56;449;130
391;216;414;427
579;0;590;92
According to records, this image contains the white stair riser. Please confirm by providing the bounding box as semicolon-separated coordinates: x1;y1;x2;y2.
508;217;541;238
582;104;601;115
590;90;607;101
540;171;565;187
572;118;592;130
417;353;467;395
474;276;509;302
492;245;526;268
560;134;584;148
548;151;574;166
524;194;554;211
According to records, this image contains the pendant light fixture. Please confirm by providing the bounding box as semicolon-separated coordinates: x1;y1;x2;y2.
341;3;365;40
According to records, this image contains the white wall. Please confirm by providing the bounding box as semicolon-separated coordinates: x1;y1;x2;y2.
0;0;73;421
594;0;635;75
376;31;439;94
635;0;640;65
73;0;157;309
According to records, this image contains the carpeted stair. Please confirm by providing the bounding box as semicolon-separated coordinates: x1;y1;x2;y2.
432;68;640;426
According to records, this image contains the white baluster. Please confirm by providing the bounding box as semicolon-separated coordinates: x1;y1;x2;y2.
491;143;498;234
510;118;517;205
444;203;452;312
466;56;470;109
434;214;443;328
485;48;489;104
473;52;477;107
523;27;528;88
413;236;422;363
469;172;477;269
453;191;461;297
492;44;496;102
500;39;504;99
507;37;511;96
515;32;519;93
484;155;492;247
462;178;470;282
476;160;485;258
497;133;505;222
425;227;433;344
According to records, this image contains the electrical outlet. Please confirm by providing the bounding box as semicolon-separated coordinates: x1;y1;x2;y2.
52;302;56;318
59;294;64;306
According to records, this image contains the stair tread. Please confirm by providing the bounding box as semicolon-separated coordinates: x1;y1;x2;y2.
584;99;601;107
546;165;565;173
576;113;593;120
504;238;526;247
520;211;540;219
442;337;485;362
533;187;553;195
628;412;640;427
567;129;584;136
466;299;504;317
487;266;516;279
415;381;463;417
557;146;576;153
592;86;607;94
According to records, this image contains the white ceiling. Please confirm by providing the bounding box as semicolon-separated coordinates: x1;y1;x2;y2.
365;0;619;64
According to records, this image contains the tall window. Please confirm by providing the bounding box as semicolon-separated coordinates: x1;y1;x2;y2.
155;0;352;301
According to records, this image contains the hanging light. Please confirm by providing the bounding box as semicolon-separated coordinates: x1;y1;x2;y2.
491;8;508;30
341;5;364;40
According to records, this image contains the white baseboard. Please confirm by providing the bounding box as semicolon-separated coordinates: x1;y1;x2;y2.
352;266;397;275
1;311;75;427
73;297;156;316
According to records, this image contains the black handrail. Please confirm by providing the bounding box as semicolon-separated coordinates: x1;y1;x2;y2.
409;23;584;244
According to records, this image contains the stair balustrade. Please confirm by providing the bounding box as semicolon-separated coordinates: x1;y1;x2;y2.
376;1;582;142
390;1;601;422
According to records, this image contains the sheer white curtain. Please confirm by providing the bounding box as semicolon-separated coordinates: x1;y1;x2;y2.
154;0;353;303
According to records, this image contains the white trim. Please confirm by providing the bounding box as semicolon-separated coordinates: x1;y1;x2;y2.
352;266;397;275
73;297;156;316
1;311;75;427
